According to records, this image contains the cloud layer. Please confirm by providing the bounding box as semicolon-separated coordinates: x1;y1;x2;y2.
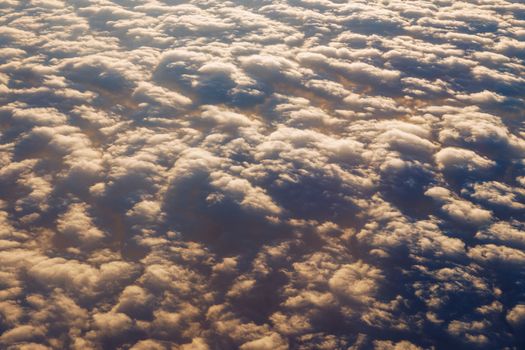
0;0;525;349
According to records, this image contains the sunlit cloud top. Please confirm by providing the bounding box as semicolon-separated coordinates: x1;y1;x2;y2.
1;0;525;349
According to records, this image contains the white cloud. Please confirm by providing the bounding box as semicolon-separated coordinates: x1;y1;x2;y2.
435;147;496;173
0;0;524;349
425;187;493;226
329;261;383;303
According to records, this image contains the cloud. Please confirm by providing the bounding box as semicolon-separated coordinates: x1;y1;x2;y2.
506;304;525;330
475;221;525;249
468;244;525;266
239;333;288;350
56;203;106;248
425;186;493;226
0;0;524;349
328;261;383;303
435;147;496;173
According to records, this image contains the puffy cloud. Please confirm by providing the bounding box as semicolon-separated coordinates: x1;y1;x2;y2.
133;82;192;109
475;221;525;249
425;187;493;226
438;108;525;157
328;261;383;303
434;147;496;173
56;203;106;248
464;181;525;211
373;340;422;350
209;171;282;214
506;304;525;330
26;257;139;297
92;312;134;339
239;333;288;350
130;340;167;350
0;325;46;344
0;0;524;349
447;320;490;346
468;244;525;266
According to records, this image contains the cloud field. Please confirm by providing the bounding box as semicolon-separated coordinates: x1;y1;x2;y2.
0;0;525;349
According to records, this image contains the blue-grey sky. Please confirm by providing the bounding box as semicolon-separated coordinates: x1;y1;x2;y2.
0;1;525;349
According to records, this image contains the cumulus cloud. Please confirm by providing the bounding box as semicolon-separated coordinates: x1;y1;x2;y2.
425;186;493;226
0;0;524;349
